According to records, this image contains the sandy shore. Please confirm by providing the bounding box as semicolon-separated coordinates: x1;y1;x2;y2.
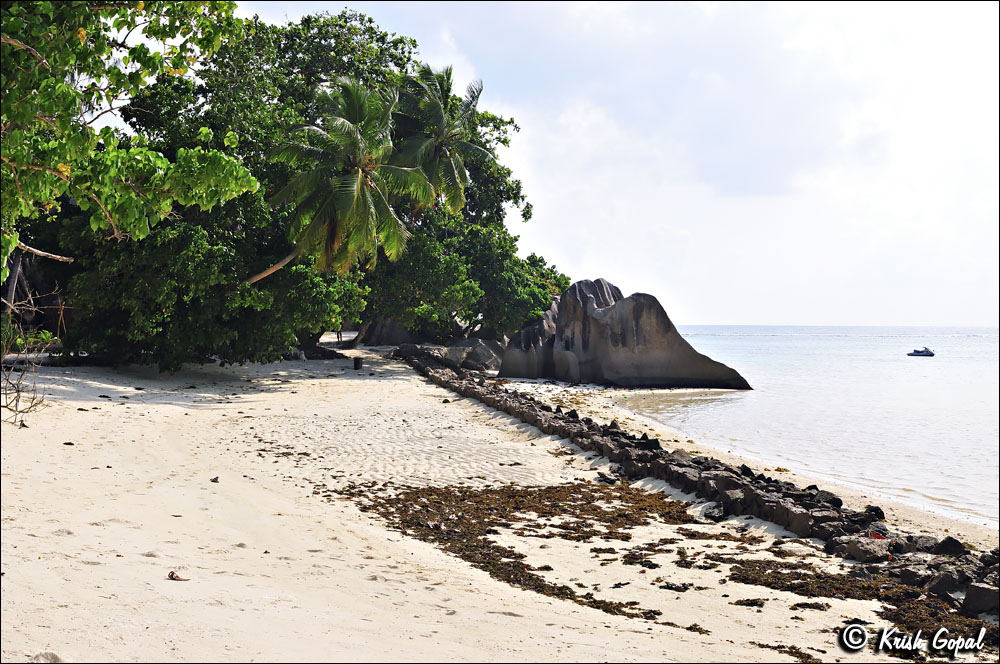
1;348;995;662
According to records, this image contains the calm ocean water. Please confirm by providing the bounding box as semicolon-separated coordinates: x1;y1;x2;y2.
612;326;1000;527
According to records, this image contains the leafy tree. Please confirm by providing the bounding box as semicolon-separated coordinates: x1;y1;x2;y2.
16;11;423;368
15;7;566;366
395;63;489;213
361;105;567;340
361;207;483;339
362;209;568;341
1;1;257;281
261;78;434;280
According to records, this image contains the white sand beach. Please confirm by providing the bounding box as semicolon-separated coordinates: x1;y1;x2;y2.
1;348;996;662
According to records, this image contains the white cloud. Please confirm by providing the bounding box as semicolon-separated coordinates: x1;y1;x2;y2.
493;2;998;325
416;28;478;93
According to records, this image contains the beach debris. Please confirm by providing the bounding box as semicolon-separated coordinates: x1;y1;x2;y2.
719;556;998;649
166;571;189;581
29;653;64;663
790;601;830;611
659;582;692;593
210;476;219;483
336;480;695;621
62;442;73;446
749;642;820;663
730;597;767;607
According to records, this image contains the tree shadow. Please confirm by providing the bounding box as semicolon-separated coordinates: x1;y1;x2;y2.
29;349;422;412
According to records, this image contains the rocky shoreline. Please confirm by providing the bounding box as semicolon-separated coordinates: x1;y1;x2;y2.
391;345;1000;619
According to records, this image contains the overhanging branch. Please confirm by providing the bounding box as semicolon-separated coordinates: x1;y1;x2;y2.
1;229;74;264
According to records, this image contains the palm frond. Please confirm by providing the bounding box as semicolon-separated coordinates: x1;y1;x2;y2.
333;77;370;124
332;170;365;230
453;140;492;162
270;165;336;207
438;157;468;213
394;136;438;167
460;79;483;120
320;116;363;157
377;165;434;205
371;185;410;260
268;141;339;169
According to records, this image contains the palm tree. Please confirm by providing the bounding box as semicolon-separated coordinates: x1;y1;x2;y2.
246;78;433;284
395;63;491;214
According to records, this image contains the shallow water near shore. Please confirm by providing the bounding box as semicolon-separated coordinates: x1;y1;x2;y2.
610;326;1000;527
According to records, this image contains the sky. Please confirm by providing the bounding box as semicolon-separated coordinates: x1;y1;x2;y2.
234;1;999;326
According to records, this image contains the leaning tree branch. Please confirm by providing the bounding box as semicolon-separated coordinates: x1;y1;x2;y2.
1;230;74;264
245;249;299;285
0;35;49;66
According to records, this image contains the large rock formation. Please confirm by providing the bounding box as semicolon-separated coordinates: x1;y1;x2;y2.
392;338;505;372
498;279;751;389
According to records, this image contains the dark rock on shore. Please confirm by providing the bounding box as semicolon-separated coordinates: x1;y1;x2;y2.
359;318;418;346
962;582;1000;615
499;279;751;389
932;536;969;557
392;350;995;612
391;339;504;373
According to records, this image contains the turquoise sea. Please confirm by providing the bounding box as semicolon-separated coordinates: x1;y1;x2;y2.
612;326;1000;527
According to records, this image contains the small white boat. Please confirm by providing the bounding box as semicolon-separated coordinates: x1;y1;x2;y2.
907;347;935;357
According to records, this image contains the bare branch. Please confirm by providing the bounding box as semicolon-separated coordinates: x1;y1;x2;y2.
1;231;74;263
82;102;131;126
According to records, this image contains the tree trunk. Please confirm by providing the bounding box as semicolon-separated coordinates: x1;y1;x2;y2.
3;254;20;312
245;249;298;285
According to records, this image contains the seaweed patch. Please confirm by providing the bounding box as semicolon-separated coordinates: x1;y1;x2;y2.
335;480;696;621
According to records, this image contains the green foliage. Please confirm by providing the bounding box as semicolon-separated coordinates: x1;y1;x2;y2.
362;105;566;339
17;7;565;366
362;209;484;339
395;63;490;213
270;78;433;272
1;1;258;280
270;11;416;118
363;208;568;340
31;200;366;371
20;10;414;368
2;311;54;353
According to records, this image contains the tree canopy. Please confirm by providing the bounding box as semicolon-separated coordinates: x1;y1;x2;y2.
7;8;569;369
268;78;434;276
1;1;258;282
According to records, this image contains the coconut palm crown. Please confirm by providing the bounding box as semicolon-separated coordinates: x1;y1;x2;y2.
395;63;491;214
267;77;434;275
